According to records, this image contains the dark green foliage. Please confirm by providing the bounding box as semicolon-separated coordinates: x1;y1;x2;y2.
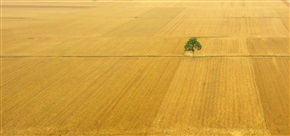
184;38;202;53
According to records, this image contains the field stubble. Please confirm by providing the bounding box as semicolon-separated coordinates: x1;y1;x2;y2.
1;1;289;135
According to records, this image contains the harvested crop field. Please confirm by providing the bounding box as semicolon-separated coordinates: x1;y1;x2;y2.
1;0;289;135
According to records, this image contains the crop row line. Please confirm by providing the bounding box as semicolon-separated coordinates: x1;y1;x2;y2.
1;55;290;58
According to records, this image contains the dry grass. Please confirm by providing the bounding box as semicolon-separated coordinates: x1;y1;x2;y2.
2;58;288;135
1;0;289;135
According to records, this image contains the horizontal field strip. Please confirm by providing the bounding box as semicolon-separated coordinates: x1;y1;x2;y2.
1;55;290;58
1;5;94;8
96;36;290;39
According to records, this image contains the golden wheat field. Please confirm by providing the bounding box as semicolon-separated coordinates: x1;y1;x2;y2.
1;0;289;135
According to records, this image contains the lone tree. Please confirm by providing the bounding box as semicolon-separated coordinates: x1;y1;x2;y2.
184;37;202;54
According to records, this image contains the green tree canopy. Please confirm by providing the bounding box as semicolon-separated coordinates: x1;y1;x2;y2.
184;38;202;53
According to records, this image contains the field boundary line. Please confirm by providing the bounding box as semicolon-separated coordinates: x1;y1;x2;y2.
1;55;290;58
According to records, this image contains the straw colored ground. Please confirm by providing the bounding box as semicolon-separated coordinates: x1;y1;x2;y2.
1;0;289;135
